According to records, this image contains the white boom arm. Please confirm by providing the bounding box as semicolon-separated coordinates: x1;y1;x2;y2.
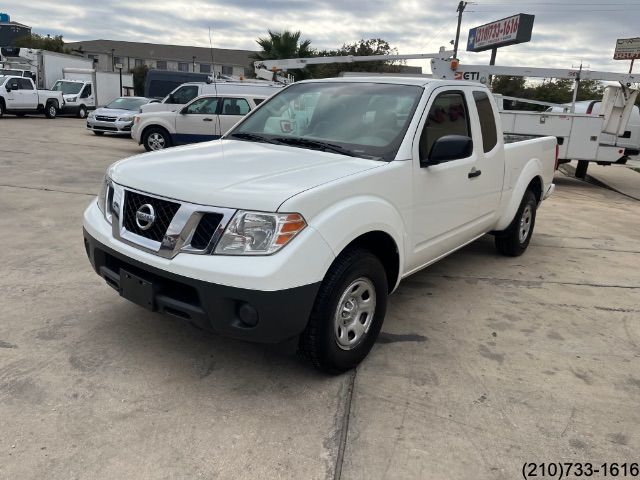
430;58;640;85
254;49;453;83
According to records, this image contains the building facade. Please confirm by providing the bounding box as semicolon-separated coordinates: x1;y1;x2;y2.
0;13;31;46
65;39;255;78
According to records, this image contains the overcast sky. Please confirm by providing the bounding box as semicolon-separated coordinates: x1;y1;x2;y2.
2;0;639;73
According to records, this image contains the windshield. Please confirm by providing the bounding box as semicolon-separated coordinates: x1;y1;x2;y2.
105;97;149;110
227;82;423;161
51;81;83;95
0;69;23;76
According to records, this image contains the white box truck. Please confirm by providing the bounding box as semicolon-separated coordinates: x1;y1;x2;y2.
52;70;134;118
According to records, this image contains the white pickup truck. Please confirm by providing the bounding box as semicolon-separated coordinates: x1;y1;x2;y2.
83;77;557;372
0;75;64;118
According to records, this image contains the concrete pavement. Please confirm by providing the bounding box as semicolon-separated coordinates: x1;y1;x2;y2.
1;117;639;479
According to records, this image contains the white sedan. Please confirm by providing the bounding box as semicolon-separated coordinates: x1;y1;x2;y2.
131;93;266;151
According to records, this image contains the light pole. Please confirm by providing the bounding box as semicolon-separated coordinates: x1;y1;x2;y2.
453;1;468;59
115;63;123;96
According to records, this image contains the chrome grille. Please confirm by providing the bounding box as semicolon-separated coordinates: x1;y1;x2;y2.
122;191;180;242
95;115;117;122
110;184;236;259
189;213;224;250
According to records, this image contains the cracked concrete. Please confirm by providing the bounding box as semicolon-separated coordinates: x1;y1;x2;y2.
1;117;639;479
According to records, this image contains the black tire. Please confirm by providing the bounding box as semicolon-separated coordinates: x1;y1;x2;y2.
15;113;26;117
0;102;4;118
495;190;537;257
77;105;88;119
44;102;57;119
298;248;388;373
93;131;105;136
143;127;172;151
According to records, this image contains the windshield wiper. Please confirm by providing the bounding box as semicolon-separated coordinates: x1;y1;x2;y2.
270;137;358;157
228;132;280;144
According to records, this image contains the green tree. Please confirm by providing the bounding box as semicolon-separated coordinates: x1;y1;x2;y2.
131;65;149;96
251;30;313;80
311;38;404;78
14;33;67;53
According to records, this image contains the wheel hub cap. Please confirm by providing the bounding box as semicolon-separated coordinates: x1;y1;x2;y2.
519;204;532;243
334;277;376;350
149;133;165;150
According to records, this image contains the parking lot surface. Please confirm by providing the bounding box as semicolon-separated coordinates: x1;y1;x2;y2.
1;117;639;480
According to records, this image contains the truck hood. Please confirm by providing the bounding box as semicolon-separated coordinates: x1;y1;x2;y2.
109;139;384;211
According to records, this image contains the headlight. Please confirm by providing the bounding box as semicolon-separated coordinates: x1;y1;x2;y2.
88;112;96;119
118;116;134;122
96;176;113;224
214;211;306;255
67;96;77;102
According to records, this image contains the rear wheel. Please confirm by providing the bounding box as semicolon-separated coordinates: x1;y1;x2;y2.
77;105;88;119
143;127;171;151
298;248;388;373
0;102;5;118
495;189;537;257
45;102;58;119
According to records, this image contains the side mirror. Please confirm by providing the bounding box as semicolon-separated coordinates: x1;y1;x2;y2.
5;85;10;92
421;135;473;167
179;106;188;115
167;93;175;104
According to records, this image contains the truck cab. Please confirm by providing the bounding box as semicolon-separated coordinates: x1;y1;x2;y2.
51;79;94;118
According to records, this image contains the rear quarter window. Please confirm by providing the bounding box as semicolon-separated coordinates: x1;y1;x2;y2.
473;91;498;153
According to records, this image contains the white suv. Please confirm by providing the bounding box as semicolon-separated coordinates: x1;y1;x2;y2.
131;94;265;151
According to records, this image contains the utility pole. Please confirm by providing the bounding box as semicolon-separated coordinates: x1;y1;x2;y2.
453;1;468;59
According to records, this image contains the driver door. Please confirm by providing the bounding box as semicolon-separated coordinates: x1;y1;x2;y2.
408;87;485;271
4;79;21;109
174;96;221;144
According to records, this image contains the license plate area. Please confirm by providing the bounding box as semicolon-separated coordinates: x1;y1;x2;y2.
120;269;155;310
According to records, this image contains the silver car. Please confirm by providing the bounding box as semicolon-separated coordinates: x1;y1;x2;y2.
87;97;156;136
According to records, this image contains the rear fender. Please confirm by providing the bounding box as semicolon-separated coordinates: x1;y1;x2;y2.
494;158;544;231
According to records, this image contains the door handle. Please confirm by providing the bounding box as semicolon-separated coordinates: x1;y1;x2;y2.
468;168;482;179
203;118;213;122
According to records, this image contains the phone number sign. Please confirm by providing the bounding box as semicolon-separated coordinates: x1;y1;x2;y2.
614;38;640;60
467;14;535;52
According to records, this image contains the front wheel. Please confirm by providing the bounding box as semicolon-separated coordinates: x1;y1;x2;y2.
45;102;58;119
93;131;105;136
298;248;388;373
495;190;537;257
143;127;171;151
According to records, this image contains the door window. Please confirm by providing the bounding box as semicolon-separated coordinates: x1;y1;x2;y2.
221;97;250;115
419;91;471;160
185;97;219;114
171;85;199;104
473;91;498;152
17;78;34;90
81;84;92;98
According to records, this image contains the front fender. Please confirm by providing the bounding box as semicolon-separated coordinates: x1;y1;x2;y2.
301;195;406;291
495;157;544;231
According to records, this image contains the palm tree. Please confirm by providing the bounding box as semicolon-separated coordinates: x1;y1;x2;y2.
251;30;313;79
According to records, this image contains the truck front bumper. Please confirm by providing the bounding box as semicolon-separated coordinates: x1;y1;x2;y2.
84;229;320;343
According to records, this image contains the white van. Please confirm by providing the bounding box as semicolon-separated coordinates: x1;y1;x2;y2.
140;81;283;114
546;100;640;155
